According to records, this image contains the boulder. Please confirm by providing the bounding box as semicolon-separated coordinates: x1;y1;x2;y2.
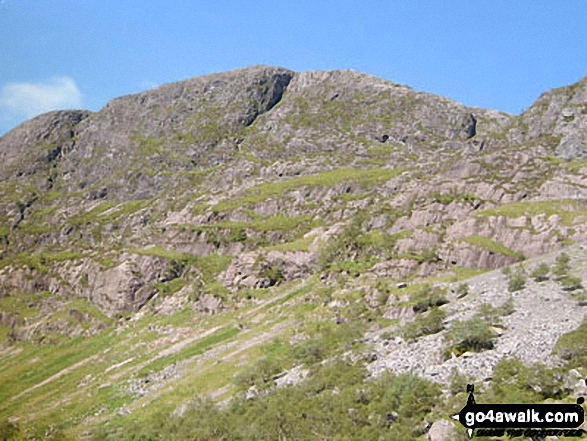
426;419;458;441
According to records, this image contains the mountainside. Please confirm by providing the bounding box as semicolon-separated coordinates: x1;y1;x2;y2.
1;66;587;440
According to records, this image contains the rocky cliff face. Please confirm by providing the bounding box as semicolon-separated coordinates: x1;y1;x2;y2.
3;65;587;440
1;65;587;341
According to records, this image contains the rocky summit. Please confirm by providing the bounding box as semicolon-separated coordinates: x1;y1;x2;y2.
1;66;587;440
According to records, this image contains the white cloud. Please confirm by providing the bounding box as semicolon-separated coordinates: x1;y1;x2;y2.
0;76;83;122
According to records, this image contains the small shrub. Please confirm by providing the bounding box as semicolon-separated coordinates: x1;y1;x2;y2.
553;253;571;280
229;226;247;242
560;275;583;291
432;192;457;205
507;269;526;292
293;338;327;365
234;357;286;391
0;419;19;441
455;283;469;298
259;264;285;286
478;297;515;325
530;263;550;282
490;357;567;403
401;308;446;341
553;318;587;366
448;368;475;397
444;318;497;357
417;247;441;264
411;285;448;312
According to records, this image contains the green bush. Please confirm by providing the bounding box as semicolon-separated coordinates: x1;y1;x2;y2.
228;226;247;242
293;338;328;365
490;357;567;403
259;264;285;286
456;283;469;298
318;213;400;275
478;297;515;325
560;275;583;291
530;263;550;282
444;318;497;357
507;269;526;292
401;308;446;341
553;253;571;280
448;368;474;396
553;318;587;366
234;356;286;391
411;285;448;312
293;322;363;365
102;360;442;441
0;420;19;441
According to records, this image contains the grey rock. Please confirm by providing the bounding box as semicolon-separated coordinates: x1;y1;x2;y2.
555;135;587;159
426;419;457;441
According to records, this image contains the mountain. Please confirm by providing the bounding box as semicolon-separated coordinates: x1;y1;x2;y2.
1;66;587;440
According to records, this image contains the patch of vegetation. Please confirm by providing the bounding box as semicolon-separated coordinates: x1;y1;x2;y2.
552;252;571;280
507;267;527;293
530;263;550;282
455;283;469;298
66;298;115;326
193;254;233;284
259;263;285;287
17;222;53;236
198;214;317;233
477;199;587;226
488;357;568;404
67;200;151;228
560;275;583;291
98;200;151;223
12;251;85;273
154;278;187;296
131;135;166;156
449;267;489;282
131;247;231;285
553;317;587;366
431;190;477;206
213;167;402;212
137;326;241;377
293;320;365;366
104;361;442;441
0;294;42;320
68;202;116;226
459;235;525;260
132;245;195;265
409;284;449;313
477;297;515;325
444;318;497;357
319;213;407;275
266;234;316;252
400;308;446;341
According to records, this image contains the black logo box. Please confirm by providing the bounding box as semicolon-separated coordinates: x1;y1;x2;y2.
459;403;584;429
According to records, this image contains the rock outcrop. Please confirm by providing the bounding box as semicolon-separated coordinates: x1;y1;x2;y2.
1;65;587;340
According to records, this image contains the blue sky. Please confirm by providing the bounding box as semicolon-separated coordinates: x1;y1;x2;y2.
1;1;586;135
